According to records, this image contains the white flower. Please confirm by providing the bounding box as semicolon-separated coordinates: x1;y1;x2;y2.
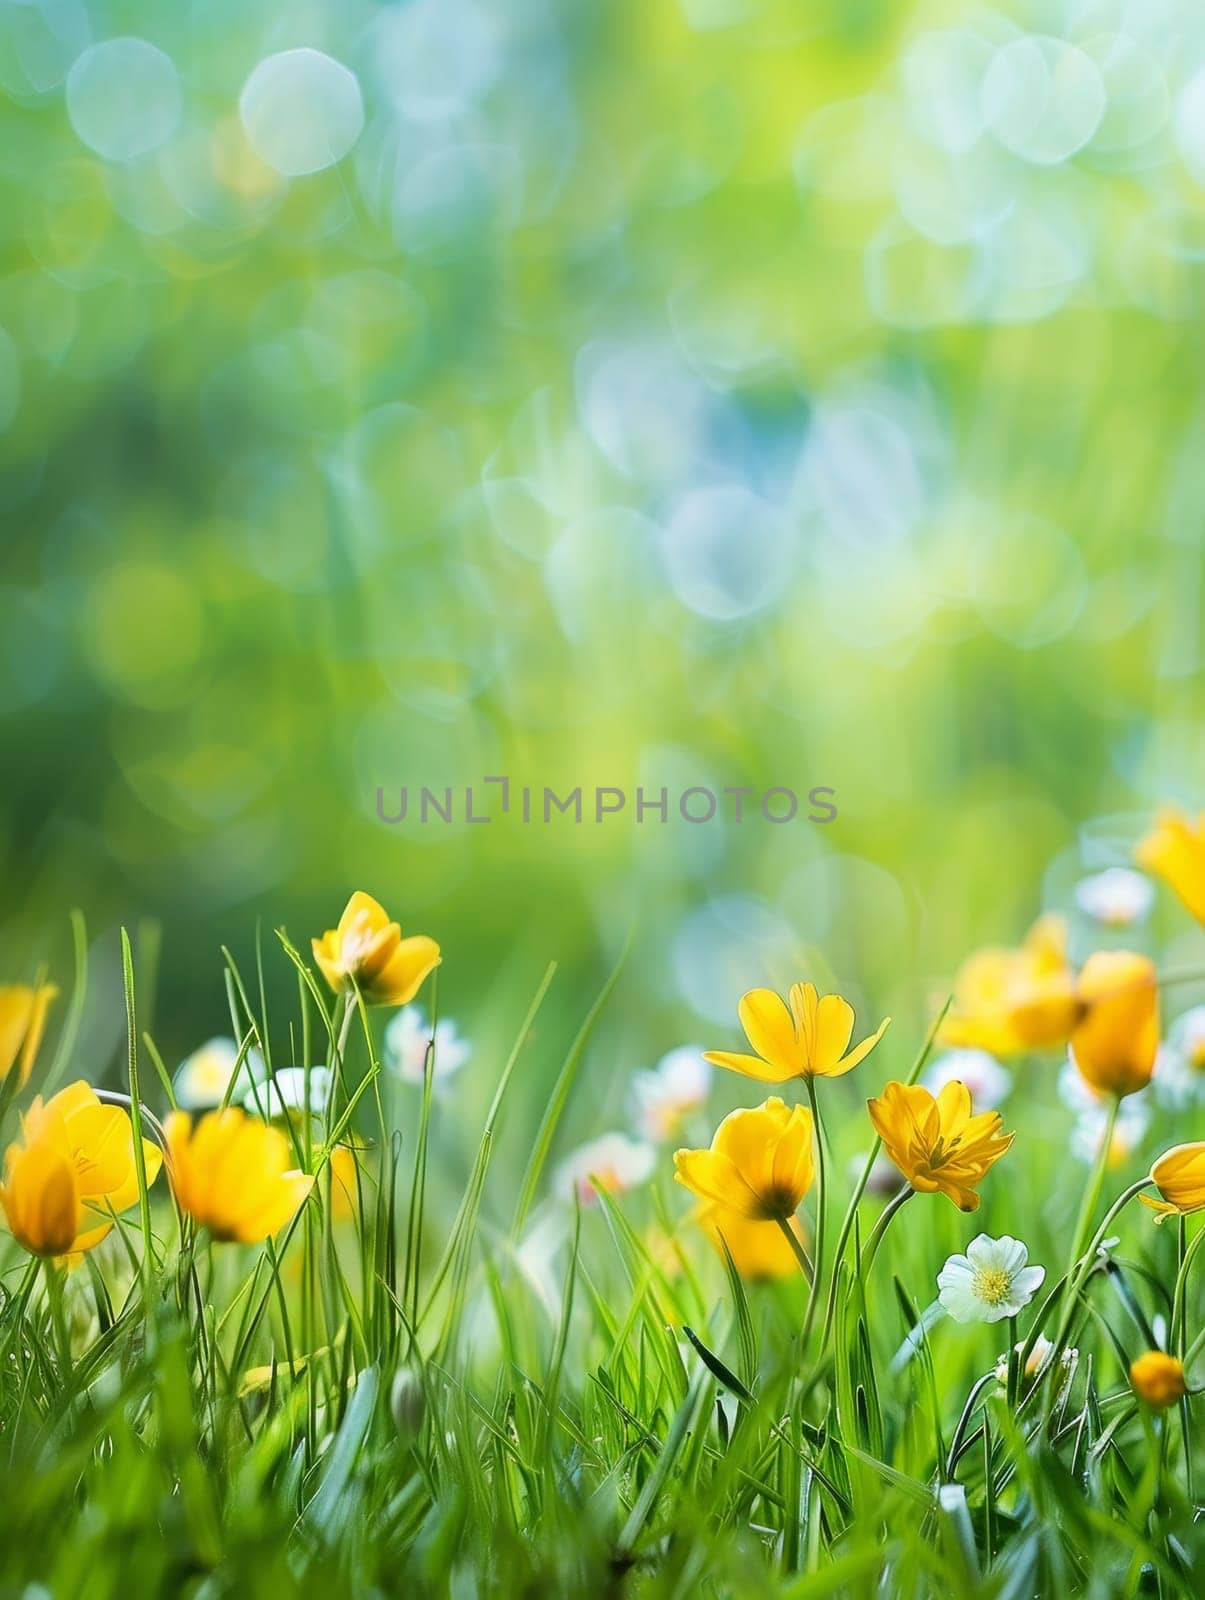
937;1235;1045;1324
629;1047;711;1141
1073;868;1154;928
244;1066;332;1121
1070;1101;1150;1166
1152;1006;1205;1109
553;1133;656;1205
923;1049;1011;1109
174;1037;265;1111
993;1334;1077;1385
385;1006;471;1087
1059;1060;1150;1165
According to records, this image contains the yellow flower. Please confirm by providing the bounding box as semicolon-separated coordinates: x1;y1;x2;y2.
1129;1350;1186;1408
0;983;58;1087
0;1080;162;1257
673;1098;814;1220
1070;951;1158;1099
1140;1142;1205;1223
867;1080;1014;1212
704;984;889;1084
940;915;1079;1056
164;1108;313;1243
1137;808;1205;925
313;891;440;1007
697;1202;805;1281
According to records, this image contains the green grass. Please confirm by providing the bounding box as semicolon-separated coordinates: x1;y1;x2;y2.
0;916;1202;1599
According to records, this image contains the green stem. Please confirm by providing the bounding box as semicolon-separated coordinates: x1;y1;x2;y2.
120;930;157;1326
774;1215;814;1284
1005;1314;1019;1409
818;998;949;1356
42;1259;72;1388
1046;1172;1152;1411
860;1186;913;1279
799;1077;824;1356
1066;1096;1121;1281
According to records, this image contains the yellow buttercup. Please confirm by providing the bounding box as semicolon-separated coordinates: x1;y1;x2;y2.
704;983;889;1084
868;1079;1013;1213
164;1107;313;1244
940;915;1079;1056
313;891;440;1007
0;1080;161;1257
673;1098;814;1221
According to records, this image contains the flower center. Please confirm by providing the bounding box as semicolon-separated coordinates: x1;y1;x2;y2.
972;1265;1013;1307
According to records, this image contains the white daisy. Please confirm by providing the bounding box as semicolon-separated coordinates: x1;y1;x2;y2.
1152;1006;1205;1109
629;1047;711;1141
937;1235;1045;1325
1073;867;1154;928
553;1133;656;1206
174;1037;265;1111
923;1048;1011;1109
243;1066;332;1121
385;1006;471;1087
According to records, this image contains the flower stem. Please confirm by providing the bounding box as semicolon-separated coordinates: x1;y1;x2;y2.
1005;1314;1019;1408
774;1215;814;1284
1045;1170;1151;1418
860;1185;913;1280
818;998;949;1356
799;1076;824;1356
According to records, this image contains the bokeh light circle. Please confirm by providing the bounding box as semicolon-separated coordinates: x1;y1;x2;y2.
982;36;1105;166
66;37;182;161
660;485;794;620
239;48;364;177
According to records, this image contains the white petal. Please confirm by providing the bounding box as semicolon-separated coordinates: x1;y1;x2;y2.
963;1235;996;1267
996;1236;1029;1276
938;1279;984;1324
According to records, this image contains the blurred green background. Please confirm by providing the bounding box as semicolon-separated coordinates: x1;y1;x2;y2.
2;0;1204;1132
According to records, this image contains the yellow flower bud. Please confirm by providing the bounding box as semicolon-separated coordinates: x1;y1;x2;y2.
1129;1350;1186;1408
1070;951;1159;1098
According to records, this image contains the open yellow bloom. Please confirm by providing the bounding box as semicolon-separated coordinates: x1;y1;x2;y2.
674;1098;814;1220
704;984;889;1084
0;983;58;1087
1129;1350;1186;1408
164;1108;313;1243
0;1080;162;1257
313;891;440;1007
697;1202;805;1281
940;915;1079;1056
867;1079;1014;1212
1140;1142;1205;1223
1070;950;1158;1099
1137;808;1205;925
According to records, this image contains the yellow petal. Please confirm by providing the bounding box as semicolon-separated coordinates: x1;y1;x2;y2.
831;1015;891;1077
738;989;800;1078
702;1049;798;1084
370;935;441;1007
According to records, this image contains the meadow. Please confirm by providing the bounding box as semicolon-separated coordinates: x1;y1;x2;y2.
2;823;1205;1596
6;0;1205;1594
